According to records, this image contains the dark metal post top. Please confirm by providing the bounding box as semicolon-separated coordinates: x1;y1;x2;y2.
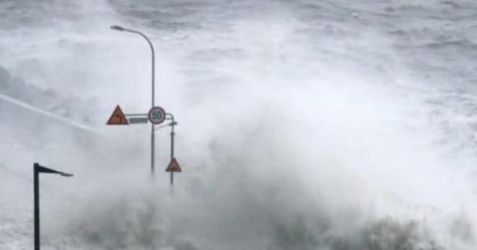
34;163;73;177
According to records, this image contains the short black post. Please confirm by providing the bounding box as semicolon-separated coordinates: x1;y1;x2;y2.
34;163;40;250
33;163;73;250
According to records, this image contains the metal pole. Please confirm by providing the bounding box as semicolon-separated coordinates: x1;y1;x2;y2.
149;35;155;177
34;163;40;250
119;28;156;177
170;118;175;186
111;26;156;177
32;163;72;250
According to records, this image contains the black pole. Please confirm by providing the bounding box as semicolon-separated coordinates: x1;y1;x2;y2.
33;163;40;250
32;163;72;250
170;119;175;186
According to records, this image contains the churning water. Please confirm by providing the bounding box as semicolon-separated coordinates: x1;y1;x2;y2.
1;0;477;249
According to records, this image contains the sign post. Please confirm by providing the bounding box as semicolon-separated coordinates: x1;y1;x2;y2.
170;119;175;185
165;112;181;186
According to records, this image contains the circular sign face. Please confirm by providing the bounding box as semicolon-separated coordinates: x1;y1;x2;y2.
148;106;166;125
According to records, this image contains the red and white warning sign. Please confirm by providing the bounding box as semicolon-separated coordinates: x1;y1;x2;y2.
166;158;182;172
106;105;129;125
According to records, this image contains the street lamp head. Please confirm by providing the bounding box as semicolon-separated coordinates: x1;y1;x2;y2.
110;25;125;31
60;172;74;177
35;163;74;177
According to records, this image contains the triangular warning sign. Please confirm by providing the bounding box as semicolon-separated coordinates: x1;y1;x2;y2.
107;105;129;125
166;158;182;172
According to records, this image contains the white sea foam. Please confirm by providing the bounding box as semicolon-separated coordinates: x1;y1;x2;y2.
1;0;477;249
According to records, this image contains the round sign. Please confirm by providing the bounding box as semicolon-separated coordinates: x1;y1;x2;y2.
148;106;166;125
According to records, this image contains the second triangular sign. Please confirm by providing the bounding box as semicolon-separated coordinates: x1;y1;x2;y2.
166;158;182;172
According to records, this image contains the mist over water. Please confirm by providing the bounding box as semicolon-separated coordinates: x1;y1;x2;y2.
1;0;477;249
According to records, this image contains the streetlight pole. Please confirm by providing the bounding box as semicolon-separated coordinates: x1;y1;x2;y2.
111;25;156;176
33;163;73;250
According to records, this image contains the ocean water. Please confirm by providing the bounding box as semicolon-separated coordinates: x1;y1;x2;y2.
1;0;477;249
